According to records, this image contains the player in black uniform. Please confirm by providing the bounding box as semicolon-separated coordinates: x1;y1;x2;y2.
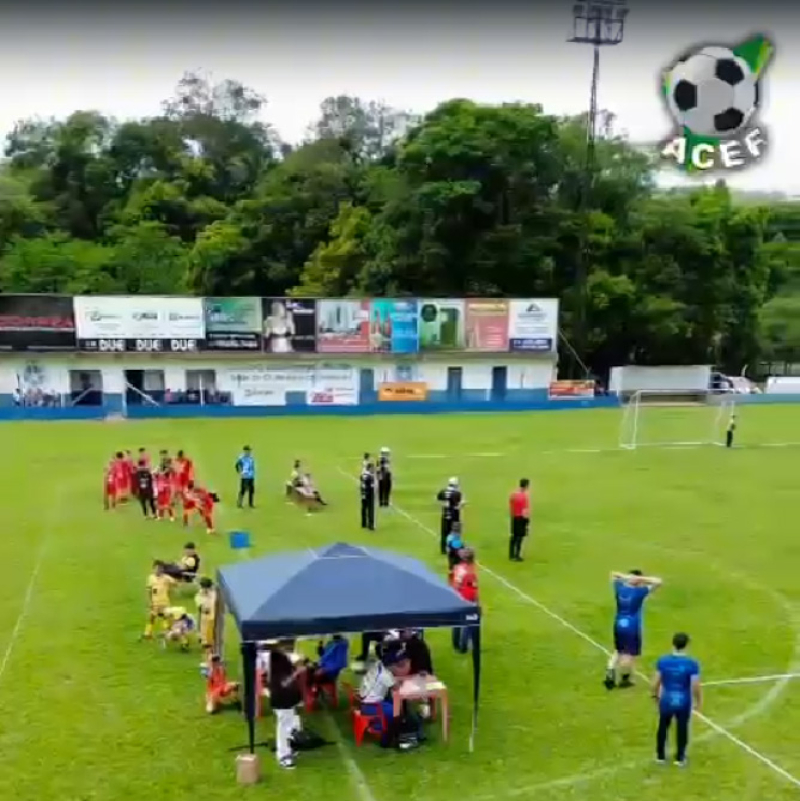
360;462;376;530
377;447;392;507
436;477;463;554
136;459;156;518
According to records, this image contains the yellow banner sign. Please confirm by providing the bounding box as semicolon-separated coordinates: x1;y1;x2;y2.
378;382;428;401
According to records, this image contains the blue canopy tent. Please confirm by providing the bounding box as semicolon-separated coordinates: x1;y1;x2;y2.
215;542;481;752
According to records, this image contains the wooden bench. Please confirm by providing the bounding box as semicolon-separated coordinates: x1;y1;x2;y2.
286;483;324;512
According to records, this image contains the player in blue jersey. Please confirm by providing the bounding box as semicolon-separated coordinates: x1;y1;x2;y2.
604;569;662;689
652;632;701;766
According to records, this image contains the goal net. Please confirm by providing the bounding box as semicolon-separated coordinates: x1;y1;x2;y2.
619;389;735;450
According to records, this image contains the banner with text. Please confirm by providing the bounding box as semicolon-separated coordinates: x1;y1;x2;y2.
74;296;206;353
378;382;428;401
0;295;76;352
369;299;419;354
203;297;263;352
549;380;595;399
262;298;317;354
507;299;559;353
417;299;465;351
465;299;509;351
317;299;370;353
221;364;358;406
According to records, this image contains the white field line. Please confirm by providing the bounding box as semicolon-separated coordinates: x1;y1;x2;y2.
0;484;65;686
327;714;380;801
334;466;800;791
703;672;800;688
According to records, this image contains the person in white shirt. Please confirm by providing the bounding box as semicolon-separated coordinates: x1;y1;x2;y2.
359;648;409;746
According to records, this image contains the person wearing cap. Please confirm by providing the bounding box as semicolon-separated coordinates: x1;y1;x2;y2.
436;477;464;555
359;647;410;747
377;447;393;507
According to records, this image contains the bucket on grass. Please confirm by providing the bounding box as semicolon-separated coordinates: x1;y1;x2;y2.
229;530;251;550
236;753;260;784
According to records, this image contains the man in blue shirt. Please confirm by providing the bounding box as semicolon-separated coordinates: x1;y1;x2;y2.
652;632;701;766
604;569;662;689
235;446;256;508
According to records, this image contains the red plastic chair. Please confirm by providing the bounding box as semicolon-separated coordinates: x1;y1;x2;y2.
305;679;339;711
343;683;387;746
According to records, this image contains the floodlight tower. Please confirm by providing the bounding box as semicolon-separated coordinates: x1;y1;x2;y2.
567;0;629;375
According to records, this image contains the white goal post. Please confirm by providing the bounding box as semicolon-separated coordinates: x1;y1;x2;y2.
619;389;736;450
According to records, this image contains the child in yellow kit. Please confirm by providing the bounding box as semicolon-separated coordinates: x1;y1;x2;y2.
143;561;176;639
195;577;217;663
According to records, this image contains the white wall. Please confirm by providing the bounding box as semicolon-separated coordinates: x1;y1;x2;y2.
506;362;556;390
0;355;558;396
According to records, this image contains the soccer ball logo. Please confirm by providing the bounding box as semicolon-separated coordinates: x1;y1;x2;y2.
664;46;758;138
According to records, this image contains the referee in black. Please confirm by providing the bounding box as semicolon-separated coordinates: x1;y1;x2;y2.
436;477;463;554
136;459;156;519
377;447;392;507
360;462;376;530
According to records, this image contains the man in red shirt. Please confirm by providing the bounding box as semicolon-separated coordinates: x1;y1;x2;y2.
451;549;478;653
509;478;531;562
175;450;194;502
104;455;119;510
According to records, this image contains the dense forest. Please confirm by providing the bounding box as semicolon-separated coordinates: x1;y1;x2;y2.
1;73;798;374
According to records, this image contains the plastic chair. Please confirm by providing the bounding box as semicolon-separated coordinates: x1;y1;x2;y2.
343;683;387;746
305;678;339;711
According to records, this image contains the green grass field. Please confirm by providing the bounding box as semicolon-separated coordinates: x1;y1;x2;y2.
2;405;800;801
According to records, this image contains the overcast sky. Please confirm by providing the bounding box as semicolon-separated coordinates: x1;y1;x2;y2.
0;1;796;193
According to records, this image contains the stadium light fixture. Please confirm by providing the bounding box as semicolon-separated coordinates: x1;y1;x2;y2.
566;0;629;376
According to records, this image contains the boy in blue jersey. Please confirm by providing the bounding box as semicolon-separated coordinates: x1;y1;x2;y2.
652;632;701;766
604;569;662;689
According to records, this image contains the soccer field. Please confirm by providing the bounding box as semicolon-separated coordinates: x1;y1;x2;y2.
1;405;800;801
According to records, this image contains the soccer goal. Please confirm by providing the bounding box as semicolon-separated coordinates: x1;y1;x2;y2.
619;389;735;450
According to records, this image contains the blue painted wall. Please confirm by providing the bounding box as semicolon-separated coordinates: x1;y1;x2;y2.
3;391;799;422
0;393;619;421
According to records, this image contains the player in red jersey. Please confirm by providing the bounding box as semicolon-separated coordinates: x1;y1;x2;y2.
104;455;120;509
155;467;175;521
183;481;217;534
116;450;133;501
175;450;195;499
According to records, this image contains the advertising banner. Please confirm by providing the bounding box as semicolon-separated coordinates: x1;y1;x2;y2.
369;299;419;354
417;299;465;351
549;380;595;399
507;299;559;353
222;364;358;406
0;295;76;352
465;299;509;352
203;297;263;351
73;296;205;353
262;298;317;354
316;299;370;353
378;382;428;401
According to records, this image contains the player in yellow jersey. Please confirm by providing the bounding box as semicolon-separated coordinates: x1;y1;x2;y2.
143;561;177;639
162;606;196;650
195;577;217;663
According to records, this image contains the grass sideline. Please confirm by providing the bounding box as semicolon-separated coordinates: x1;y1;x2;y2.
1;405;800;801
